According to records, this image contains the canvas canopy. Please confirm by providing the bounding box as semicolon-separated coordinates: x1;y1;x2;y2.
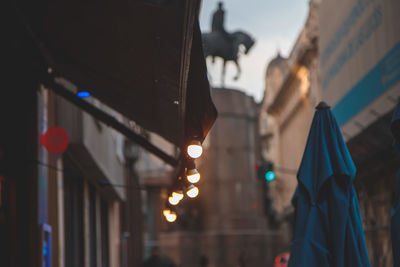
16;0;217;147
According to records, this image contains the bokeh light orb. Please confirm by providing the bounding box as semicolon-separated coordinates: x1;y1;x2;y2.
186;185;199;198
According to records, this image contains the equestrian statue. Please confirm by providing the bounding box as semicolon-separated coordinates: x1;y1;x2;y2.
202;2;255;86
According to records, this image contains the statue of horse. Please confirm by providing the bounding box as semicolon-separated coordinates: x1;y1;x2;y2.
202;31;255;86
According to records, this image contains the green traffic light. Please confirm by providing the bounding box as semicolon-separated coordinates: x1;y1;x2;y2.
265;171;276;182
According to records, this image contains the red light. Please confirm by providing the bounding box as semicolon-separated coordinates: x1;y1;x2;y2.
41;127;69;154
254;163;260;170
274;256;281;263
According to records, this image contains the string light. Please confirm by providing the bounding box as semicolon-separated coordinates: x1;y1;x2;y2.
187;169;200;184
186;159;201;184
186;184;199;198
168;196;180;205
163;209;177;223
172;191;184;201
163;209;171;217
187;140;202;159
165;210;177;222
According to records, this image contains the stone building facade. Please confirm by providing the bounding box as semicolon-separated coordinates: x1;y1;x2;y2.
258;0;321;245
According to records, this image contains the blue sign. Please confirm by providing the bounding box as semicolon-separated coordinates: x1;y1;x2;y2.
41;224;52;267
333;41;400;126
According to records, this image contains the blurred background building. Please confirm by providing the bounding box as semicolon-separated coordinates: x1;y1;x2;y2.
260;0;400;266
0;82;141;267
258;0;321;253
319;0;400;265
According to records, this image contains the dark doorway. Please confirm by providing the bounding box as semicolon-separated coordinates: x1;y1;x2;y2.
89;184;97;267
101;198;109;267
64;166;85;267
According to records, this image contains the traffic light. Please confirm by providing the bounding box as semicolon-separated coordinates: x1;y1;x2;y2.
265;169;276;182
255;160;275;216
255;160;275;182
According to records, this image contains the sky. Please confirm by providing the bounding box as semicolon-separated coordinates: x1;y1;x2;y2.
199;0;310;102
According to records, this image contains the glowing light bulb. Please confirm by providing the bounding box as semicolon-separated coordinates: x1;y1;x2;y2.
186;185;199;198
172;191;184;201
166;212;177;222
163;209;171;217
187;169;200;184
168;196;180;206
187;141;203;159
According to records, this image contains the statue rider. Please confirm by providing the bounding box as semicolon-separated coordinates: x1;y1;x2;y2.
211;2;230;40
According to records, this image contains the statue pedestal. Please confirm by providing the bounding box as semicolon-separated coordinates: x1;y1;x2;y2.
160;88;283;267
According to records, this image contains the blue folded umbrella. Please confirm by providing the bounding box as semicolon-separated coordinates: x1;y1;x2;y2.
288;102;371;267
391;98;400;139
391;97;400;267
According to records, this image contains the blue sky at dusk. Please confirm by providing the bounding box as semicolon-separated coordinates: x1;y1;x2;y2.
199;0;309;102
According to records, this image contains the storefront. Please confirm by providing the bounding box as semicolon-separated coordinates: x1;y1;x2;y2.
3;0;217;266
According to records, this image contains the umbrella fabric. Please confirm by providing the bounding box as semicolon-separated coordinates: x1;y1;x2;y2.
391;98;400;267
288;102;370;267
391;98;400;142
392;98;400;154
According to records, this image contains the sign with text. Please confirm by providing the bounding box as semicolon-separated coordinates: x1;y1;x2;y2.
319;0;400;138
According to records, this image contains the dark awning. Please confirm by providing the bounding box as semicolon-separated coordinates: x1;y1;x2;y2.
16;0;217;147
